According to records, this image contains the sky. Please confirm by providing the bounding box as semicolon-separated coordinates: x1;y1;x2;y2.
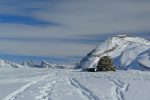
0;0;150;65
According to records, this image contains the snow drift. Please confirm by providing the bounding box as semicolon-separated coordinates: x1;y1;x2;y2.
77;35;150;70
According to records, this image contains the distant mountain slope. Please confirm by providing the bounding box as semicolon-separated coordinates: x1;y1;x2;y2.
21;60;35;67
0;59;73;69
41;60;73;69
0;60;24;68
77;35;150;70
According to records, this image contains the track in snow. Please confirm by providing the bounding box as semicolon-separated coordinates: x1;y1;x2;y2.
3;74;51;100
0;76;49;84
36;81;57;100
36;72;63;100
106;78;129;100
3;81;38;100
70;78;100;100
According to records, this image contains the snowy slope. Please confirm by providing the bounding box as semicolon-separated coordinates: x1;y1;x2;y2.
77;35;150;70
0;60;24;68
0;68;150;100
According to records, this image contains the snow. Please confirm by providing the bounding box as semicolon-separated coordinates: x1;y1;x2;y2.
0;60;24;68
138;49;150;69
41;60;72;69
0;35;150;100
1;68;150;100
78;35;150;70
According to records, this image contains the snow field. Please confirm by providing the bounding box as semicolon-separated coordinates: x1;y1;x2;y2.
0;68;150;100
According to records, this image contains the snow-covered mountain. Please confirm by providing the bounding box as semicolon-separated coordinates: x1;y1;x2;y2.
41;60;54;68
0;60;24;68
77;35;150;70
21;60;35;67
41;60;73;69
0;59;73;69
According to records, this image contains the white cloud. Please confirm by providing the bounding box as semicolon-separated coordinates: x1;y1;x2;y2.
0;0;150;57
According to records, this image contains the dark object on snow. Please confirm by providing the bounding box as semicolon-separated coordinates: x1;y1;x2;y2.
82;68;96;72
96;56;116;71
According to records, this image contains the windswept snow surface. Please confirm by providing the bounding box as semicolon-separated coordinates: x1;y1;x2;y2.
78;35;150;70
0;68;150;100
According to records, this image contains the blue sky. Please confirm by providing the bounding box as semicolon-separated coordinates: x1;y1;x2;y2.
0;0;150;64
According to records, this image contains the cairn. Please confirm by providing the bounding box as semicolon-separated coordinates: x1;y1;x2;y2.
96;56;116;71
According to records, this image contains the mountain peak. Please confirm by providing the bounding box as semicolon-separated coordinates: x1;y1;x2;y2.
77;35;150;70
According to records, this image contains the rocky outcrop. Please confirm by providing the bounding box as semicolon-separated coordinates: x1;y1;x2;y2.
41;60;54;68
96;56;116;71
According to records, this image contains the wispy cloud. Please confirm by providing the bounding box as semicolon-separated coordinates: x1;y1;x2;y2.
0;14;61;27
0;0;150;64
0;36;103;45
81;32;150;43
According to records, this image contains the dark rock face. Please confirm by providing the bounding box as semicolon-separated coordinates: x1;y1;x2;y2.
82;68;96;72
96;56;116;71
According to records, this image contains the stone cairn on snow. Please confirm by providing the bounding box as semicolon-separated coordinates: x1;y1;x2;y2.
96;56;116;71
82;56;116;72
